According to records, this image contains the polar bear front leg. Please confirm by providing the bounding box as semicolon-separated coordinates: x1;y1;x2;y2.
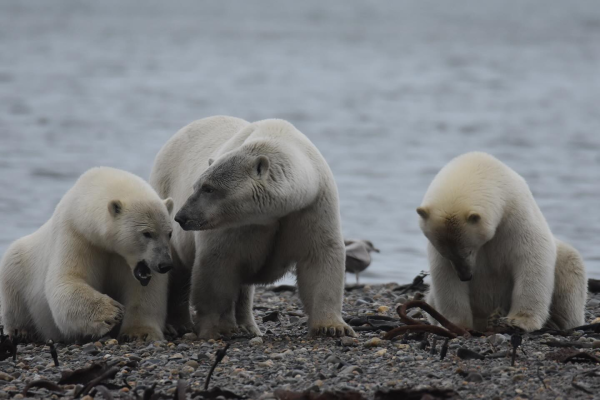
427;248;474;329
235;285;261;336
118;273;168;342
296;248;356;338
47;274;125;339
190;256;241;339
504;254;555;332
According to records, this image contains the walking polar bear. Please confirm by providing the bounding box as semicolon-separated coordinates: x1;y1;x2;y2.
0;167;174;342
150;116;355;339
418;152;587;332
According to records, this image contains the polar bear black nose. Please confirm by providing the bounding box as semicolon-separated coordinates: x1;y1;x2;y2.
174;213;189;228
158;262;173;273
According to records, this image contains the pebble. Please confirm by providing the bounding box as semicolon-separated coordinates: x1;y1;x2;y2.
465;373;484;383
377;305;390;313
182;333;198;340
339;365;363;376
257;360;274;368
375;349;387;356
250;337;264;346
340;337;358;347
0;372;14;382
364;338;382;348
185;360;199;368
169;353;184;359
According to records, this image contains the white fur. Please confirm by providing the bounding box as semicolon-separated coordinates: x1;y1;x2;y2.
420;152;587;332
150;116;355;338
0;167;174;342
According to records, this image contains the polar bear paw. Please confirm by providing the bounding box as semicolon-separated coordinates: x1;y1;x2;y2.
497;314;541;333
119;326;163;342
237;322;262;337
309;320;356;338
91;296;125;337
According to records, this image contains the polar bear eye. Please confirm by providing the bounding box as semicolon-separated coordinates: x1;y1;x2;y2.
201;185;214;194
143;232;153;239
168;231;173;239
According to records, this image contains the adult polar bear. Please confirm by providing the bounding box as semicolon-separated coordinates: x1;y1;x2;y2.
0;167;174;342
150;116;355;339
418;152;587;332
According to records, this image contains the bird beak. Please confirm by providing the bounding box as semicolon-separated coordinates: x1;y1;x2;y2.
373;247;380;253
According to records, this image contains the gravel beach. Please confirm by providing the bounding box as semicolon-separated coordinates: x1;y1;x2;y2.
1;283;600;399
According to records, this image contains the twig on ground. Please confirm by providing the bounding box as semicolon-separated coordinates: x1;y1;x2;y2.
22;380;64;397
440;338;449;360
74;366;119;398
48;340;59;367
204;343;230;391
383;300;469;340
511;333;523;366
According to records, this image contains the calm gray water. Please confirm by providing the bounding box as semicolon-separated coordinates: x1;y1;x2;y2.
1;1;599;284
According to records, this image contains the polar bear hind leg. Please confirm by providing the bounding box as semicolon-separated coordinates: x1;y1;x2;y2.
546;240;587;330
0;243;36;340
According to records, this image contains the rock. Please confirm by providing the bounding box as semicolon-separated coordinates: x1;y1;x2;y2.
488;334;507;346
325;355;341;364
0;372;14;381
354;299;370;306
375;349;387;356
177;343;190;350
377;305;390;313
340;337;358;347
82;343;100;356
512;374;525;382
181;366;195;374
339;365;363;376
185;360;199;369
263;311;280;323
169;353;184;360
257;360;274;368
457;348;485;360
182;333;198;340
364;338;382;348
591;317;600;324
587;299;600;308
0;391;8;399
314;380;324;388
465;373;484;383
250;337;264;346
592;340;600;349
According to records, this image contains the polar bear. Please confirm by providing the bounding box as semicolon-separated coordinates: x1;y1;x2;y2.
150;116;355;339
418;152;587;332
0;167;174;342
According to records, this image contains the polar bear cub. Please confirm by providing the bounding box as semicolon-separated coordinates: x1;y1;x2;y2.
0;167;174;342
418;152;587;332
150;116;355;339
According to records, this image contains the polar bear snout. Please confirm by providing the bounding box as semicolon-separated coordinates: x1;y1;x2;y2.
157;261;173;274
449;257;474;282
174;210;208;231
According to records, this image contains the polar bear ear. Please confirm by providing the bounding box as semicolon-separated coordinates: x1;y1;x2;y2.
416;207;429;219
467;212;481;223
108;200;123;217
253;156;270;180
163;197;174;215
208;158;214;166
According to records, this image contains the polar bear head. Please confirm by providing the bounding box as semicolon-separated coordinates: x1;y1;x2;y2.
416;207;496;281
174;147;276;231
108;197;174;286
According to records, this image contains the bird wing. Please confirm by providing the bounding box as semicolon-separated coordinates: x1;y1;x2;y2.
345;242;371;265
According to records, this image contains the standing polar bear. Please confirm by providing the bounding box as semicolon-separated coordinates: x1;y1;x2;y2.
0;167;174;342
150;116;355;339
418;152;587;332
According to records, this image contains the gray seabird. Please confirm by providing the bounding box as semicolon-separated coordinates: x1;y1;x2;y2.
344;239;380;285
